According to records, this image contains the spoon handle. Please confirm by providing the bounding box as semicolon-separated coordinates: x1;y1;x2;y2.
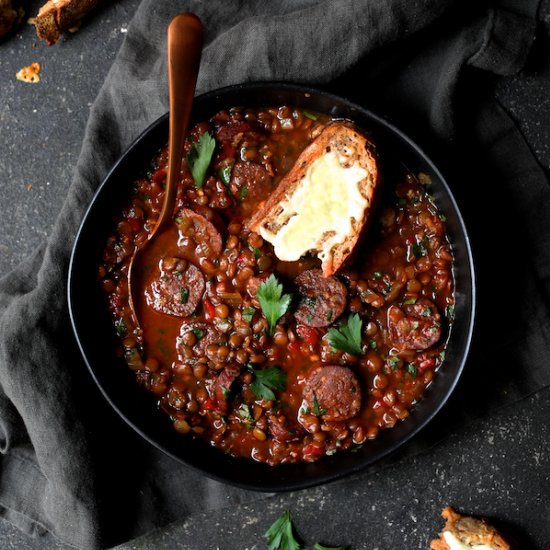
159;13;203;230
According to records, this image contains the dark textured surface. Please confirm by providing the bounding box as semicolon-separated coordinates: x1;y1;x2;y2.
0;1;549;549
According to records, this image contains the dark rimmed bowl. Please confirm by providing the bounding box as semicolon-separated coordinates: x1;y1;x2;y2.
68;83;475;491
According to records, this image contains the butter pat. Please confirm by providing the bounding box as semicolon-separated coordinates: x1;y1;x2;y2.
259;151;367;262
443;531;494;550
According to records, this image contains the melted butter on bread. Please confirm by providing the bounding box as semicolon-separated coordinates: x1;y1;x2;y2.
259;150;368;262
443;532;494;550
248;122;379;277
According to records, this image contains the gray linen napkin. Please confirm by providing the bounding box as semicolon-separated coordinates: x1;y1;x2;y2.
0;0;547;548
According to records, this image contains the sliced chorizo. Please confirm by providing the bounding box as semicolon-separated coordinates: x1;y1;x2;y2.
230;161;273;203
177;208;223;262
146;258;205;317
303;365;361;422
295;269;347;327
387;298;442;350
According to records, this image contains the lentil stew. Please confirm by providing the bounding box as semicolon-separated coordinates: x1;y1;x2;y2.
98;103;455;466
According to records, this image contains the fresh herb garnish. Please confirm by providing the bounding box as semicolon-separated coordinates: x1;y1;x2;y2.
253;247;262;259
314;544;346;550
304;296;316;308
250;365;287;401
187;132;216;189
411;237;429;258
265;510;300;550
439;350;446;362
446;304;455;321
369;339;377;350
237;403;254;427
179;287;189;304
373;271;383;279
257;274;292;336
242;306;256;323
406;363;417;378
326;309;333;322
312;395;327;416
422;307;433;317
240;185;248;200
327;314;363;355
388;356;400;369
114;319;127;337
192;328;205;339
306;314;314;323
403;297;417;305
303;110;318;121
218;163;233;185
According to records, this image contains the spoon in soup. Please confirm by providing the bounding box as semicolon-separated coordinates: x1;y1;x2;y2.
128;13;203;329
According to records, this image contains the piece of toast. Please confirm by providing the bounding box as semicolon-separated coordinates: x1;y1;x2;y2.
34;0;102;45
430;507;510;550
247;121;379;277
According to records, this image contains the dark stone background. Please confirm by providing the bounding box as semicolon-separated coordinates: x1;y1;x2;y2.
0;1;548;548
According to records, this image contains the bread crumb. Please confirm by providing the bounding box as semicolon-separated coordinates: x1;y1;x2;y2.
16;62;41;83
26;183;33;191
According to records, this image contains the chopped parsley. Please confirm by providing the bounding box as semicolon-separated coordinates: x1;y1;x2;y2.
406;363;417;378
114;319;127;337
241;306;256;323
327;314;363;355
240;185;248;200
191;328;205;339
403;297;417;305
312;395;327;417
314;545;346;550
218;163;233;185
179;287;189;304
303;110;318;120
253;247;262;259
257;274;292;336
411;240;428;258
326;309;333;322
304;296;316;308
388;356;400;370
373;271;383;279
369;339;377;350
446;304;455;321
250;365;287;401
187;132;216;189
237;403;254;427
265;510;300;550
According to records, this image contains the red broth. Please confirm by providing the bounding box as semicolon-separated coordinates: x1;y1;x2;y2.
98;106;454;465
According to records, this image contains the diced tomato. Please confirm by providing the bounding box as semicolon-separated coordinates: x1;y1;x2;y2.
372;398;386;411
303;443;325;461
288;341;301;353
151;169;166;185
201;397;218;412
419;358;436;371
127;218;141;232
296;325;320;346
214;141;237;166
204;299;216;320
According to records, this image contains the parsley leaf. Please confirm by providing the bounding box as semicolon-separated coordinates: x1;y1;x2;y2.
187;132;216;189
327;314;363;355
240;185;248;200
303;110;318;121
218;163;233;185
179;287;189;304
314;545;346;550
257;274;292;336
242;306;256;323
250;365;287;401
237;403;254;427
312;395;327;416
265;510;301;550
114;319;127;337
192;328;205;339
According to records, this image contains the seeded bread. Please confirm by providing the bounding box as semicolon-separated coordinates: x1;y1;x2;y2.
34;0;102;45
431;507;511;550
247;122;379;277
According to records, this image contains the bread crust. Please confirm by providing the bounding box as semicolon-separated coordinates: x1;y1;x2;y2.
430;507;511;550
247;122;379;277
34;0;103;45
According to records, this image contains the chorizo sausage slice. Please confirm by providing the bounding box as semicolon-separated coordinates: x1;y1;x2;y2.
146;258;205;317
295;269;347;327
177;208;223;262
387;298;442;350
230;161;273;204
213;366;240;414
303;365;361;422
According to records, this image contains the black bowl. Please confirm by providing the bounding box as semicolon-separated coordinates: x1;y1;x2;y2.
68;83;475;491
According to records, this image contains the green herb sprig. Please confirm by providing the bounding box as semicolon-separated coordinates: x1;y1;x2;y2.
187;132;216;189
250;365;287;401
327;314;363;355
257;274;292;336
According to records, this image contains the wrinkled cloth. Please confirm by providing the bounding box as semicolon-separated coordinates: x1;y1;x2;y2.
0;0;547;548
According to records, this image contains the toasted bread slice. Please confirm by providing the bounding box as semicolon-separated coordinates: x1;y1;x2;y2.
431;507;510;550
34;0;102;45
247;122;379;277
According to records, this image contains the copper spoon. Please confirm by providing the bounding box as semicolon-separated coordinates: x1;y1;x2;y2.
128;13;203;328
